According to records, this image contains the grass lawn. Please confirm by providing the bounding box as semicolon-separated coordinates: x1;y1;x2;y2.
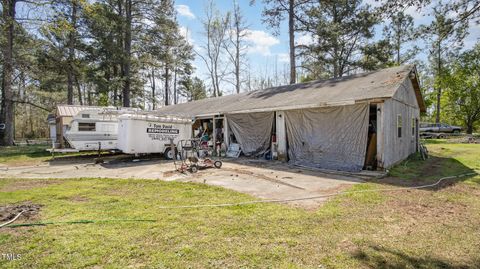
1;142;480;268
0;145;110;166
0;145;53;166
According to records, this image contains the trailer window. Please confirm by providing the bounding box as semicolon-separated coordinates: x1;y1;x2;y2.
397;114;402;138
79;123;96;131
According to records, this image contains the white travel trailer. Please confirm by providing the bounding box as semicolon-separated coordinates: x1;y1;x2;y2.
64;108;131;151
117;113;192;159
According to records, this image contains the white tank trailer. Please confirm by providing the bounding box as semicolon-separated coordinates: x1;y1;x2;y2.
117;114;192;159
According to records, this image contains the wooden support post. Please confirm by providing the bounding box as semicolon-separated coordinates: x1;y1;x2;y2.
276;111;287;161
224;116;229;148
212;117;216;156
376;103;384;168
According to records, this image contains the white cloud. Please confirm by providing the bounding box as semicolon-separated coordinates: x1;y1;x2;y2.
296;33;315;46
278;53;290;63
244;30;280;56
176;5;195;19
179;26;194;45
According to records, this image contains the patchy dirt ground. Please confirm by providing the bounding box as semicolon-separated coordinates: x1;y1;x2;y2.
0;202;42;223
0;156;379;209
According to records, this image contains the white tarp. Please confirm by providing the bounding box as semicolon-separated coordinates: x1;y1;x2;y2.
227;112;274;157
285;104;369;171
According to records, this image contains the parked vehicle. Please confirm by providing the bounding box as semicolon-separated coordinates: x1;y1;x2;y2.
64;108;138;151
419;123;462;133
117;113;192;159
64;109;120;151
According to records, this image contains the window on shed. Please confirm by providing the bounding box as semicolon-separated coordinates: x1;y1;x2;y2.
397;114;402;138
81;114;90;118
79;122;96;131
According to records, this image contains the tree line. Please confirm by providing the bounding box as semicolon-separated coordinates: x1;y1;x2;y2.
1;0;480;145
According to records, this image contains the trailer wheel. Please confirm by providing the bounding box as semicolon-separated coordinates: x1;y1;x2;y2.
164;148;176;160
189;165;198;173
214;161;222;169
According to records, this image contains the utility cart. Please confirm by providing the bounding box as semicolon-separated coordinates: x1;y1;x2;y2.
175;139;222;173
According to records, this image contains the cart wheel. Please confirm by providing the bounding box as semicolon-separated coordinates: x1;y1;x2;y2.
190;165;198;173
214;161;222;169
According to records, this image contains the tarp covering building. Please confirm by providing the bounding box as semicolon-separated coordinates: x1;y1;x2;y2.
155;65;425;171
285;104;369;171
227;112;274;157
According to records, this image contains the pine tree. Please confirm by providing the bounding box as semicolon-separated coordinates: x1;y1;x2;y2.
422;5;468;123
1;0;17;146
301;0;377;78
257;0;311;84
383;11;417;65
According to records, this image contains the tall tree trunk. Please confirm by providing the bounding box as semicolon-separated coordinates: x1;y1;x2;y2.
466;120;473;134
396;36;401;65
87;90;92;106
0;0;16;146
235;29;240;93
332;5;339;78
75;75;83;105
66;0;77;105
113;65;118;106
164;66;170;106
396;21;401;65
173;68;177;104
435;40;442;124
122;0;132;107
288;0;296;84
210;71;217;97
151;68;156;110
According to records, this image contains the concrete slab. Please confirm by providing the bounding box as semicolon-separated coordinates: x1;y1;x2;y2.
0;157;374;209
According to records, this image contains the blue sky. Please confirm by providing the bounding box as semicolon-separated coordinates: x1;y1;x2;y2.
175;0;480;94
175;0;294;93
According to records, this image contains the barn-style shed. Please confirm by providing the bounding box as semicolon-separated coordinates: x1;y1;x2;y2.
155;65;426;171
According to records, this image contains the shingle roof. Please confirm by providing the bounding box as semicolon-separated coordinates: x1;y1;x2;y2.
155;65;425;117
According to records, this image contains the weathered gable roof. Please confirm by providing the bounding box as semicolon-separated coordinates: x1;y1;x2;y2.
56;105;141;117
56;105;103;117
155;65;425;117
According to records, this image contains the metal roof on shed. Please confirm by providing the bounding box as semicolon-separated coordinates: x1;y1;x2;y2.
155;65;425;117
56;105;103;117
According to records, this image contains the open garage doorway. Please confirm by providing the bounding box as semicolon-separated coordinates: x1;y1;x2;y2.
192;115;226;157
364;104;377;170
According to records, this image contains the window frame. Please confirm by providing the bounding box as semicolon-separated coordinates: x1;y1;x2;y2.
397;114;402;138
78;122;96;132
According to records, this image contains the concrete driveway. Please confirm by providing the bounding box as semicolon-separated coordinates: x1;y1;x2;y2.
0;156;378;208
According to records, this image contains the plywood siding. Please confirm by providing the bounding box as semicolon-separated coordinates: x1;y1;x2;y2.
380;78;420;168
393;78;419;107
